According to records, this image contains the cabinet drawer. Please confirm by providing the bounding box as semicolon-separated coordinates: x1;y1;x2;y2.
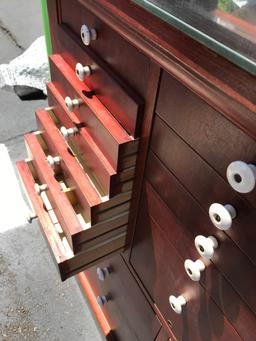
85;255;161;341
156;71;256;209
49;54;139;172
57;0;151;98
47;83;136;197
56;21;144;137
16;160;127;281
130;183;240;341
150;115;256;268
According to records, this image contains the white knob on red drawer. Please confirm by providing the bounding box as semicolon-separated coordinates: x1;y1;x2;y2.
60;126;79;140
226;161;256;193
96;295;108;307
65;96;83;112
209;203;236;230
47;155;61;169
184;259;205;281
97;267;110;282
26;210;37;224
75;63;92;81
169;295;186;314
34;183;48;194
194;235;218;260
80;24;97;46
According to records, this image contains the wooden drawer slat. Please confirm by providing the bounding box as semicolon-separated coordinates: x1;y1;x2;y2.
49;54;138;171
16;160;128;281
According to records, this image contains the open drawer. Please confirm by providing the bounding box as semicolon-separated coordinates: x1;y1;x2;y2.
22;126;131;253
16;159;128;281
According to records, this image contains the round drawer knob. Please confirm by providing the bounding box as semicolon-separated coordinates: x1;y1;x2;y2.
96;295;108;307
194;235;218;260
75;63;92;81
184;259;205;281
80;24;97;46
34;183;48;194
60;126;79;140
65;96;83;112
169;295;186;314
96;267;110;282
47;155;61;169
26;210;37;224
226;161;256;194
209;203;236;230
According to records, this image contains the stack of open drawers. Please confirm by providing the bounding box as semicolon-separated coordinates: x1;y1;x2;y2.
16;51;141;281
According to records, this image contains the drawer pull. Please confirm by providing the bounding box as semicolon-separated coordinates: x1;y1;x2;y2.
75;63;92;81
65;96;83;112
169;295;186;314
184;259;205;281
227;161;256;194
26;210;37;224
97;267;110;282
80;24;97;46
34;183;48;194
47;155;61;169
96;295;108;307
194;235;218;260
60;126;79;140
209;203;236;230
34;183;52;211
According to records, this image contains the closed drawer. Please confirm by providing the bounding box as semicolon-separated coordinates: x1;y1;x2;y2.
47;85;136;197
85;255;161;341
49;54;139;172
156;71;256;209
16;160;127;281
150;115;256;268
56;0;151;99
130;182;241;341
55;19;144;137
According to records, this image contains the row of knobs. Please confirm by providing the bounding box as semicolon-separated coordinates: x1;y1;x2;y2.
170;161;256;314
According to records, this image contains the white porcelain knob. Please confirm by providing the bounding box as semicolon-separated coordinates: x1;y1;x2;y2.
169;295;186;314
96;295;108;307
34;183;48;194
75;63;92;81
194;235;218;259
209;203;236;230
26;210;37;223
96;267;110;282
60;126;79;140
65;96;83;112
47;155;61;169
80;24;97;46
184;259;205;281
227;161;256;194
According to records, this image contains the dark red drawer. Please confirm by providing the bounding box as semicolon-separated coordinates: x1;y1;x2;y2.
47;83;136;197
85;255;161;341
156;71;256;209
150;115;256;268
130;182;241;341
49;54;139;172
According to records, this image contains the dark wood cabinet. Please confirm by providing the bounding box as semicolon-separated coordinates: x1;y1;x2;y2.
16;0;256;339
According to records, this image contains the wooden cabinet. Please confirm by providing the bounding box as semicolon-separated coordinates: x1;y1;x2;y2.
16;0;256;339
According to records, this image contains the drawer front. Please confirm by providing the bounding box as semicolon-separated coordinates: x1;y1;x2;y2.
56;22;144;138
57;0;151;99
85;255;161;341
17;160;127;281
156;71;256;208
47;83;136;197
130;182;241;341
150;115;256;268
49;54;138;172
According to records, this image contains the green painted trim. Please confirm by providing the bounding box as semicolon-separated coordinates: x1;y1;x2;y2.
41;0;52;55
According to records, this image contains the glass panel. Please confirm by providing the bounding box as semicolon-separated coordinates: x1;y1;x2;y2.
133;0;256;74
